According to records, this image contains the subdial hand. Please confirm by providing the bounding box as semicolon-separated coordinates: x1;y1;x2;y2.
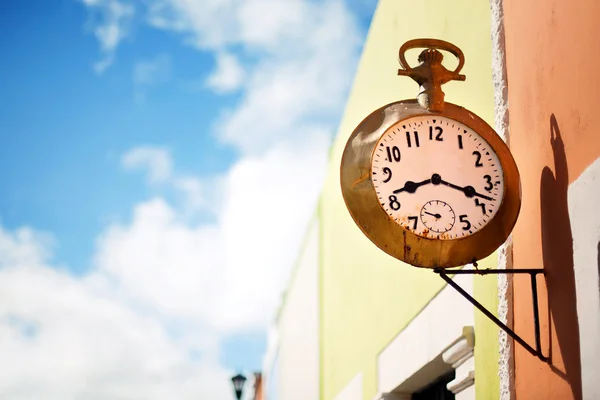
431;173;495;201
393;178;432;194
424;211;442;219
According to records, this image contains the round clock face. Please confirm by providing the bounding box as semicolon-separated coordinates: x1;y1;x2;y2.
371;115;505;240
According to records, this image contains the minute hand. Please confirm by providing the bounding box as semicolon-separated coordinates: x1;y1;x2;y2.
438;178;494;201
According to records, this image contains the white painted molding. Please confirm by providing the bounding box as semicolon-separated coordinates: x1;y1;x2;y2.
442;326;475;368
377;274;475;395
447;351;475;395
443;326;475;395
489;0;515;398
448;370;475;395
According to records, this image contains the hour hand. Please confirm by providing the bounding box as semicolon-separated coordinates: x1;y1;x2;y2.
393;178;432;194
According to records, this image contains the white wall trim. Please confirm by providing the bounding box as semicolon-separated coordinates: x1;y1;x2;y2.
376;274;475;396
334;372;363;400
447;355;475;399
568;157;600;400
448;370;475;395
442;331;475;368
443;328;475;399
489;0;515;398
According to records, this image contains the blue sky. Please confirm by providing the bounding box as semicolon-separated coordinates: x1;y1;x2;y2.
0;0;236;271
0;0;375;398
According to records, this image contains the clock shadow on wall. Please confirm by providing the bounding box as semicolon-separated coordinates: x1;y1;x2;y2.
540;113;582;399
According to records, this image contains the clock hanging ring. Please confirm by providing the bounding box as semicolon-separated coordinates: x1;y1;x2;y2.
340;39;521;269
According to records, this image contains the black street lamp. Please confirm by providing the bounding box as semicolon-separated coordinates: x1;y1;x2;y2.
231;373;247;400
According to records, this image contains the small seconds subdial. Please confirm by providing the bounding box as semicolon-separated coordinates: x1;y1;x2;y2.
420;200;455;234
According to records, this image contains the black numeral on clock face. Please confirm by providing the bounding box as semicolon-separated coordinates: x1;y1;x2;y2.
459;215;471;231
406;131;420;147
382;167;392;183
388;195;401;211
408;216;418;230
473;151;483;167
475;198;487;215
457;134;464;149
429;126;443;141
385;146;401;162
483;175;493;191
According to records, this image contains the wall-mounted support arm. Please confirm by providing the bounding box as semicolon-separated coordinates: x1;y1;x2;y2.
433;268;548;363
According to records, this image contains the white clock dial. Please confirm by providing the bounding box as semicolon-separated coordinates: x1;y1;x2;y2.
371;115;505;240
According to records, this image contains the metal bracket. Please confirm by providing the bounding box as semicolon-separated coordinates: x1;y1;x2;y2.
433;267;548;363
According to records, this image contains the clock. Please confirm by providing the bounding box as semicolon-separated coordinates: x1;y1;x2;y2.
340;39;521;269
373;114;504;240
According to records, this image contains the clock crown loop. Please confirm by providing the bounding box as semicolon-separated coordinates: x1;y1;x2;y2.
397;39;466;112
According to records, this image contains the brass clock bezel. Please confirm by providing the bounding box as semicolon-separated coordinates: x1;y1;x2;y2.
340;99;521;269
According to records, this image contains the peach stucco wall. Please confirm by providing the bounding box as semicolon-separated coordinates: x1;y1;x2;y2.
503;0;600;399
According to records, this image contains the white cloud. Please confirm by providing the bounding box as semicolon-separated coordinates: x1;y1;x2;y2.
81;0;134;73
121;146;173;184
0;226;232;399
26;0;365;398
144;0;361;154
206;52;246;94
145;0;350;52
173;177;206;212
133;54;172;102
94;56;115;75
134;54;172;86
104;131;330;333
213;130;330;330
0;130;329;397
0;227;53;268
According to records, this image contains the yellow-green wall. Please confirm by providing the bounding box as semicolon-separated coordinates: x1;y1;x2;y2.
319;0;500;399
